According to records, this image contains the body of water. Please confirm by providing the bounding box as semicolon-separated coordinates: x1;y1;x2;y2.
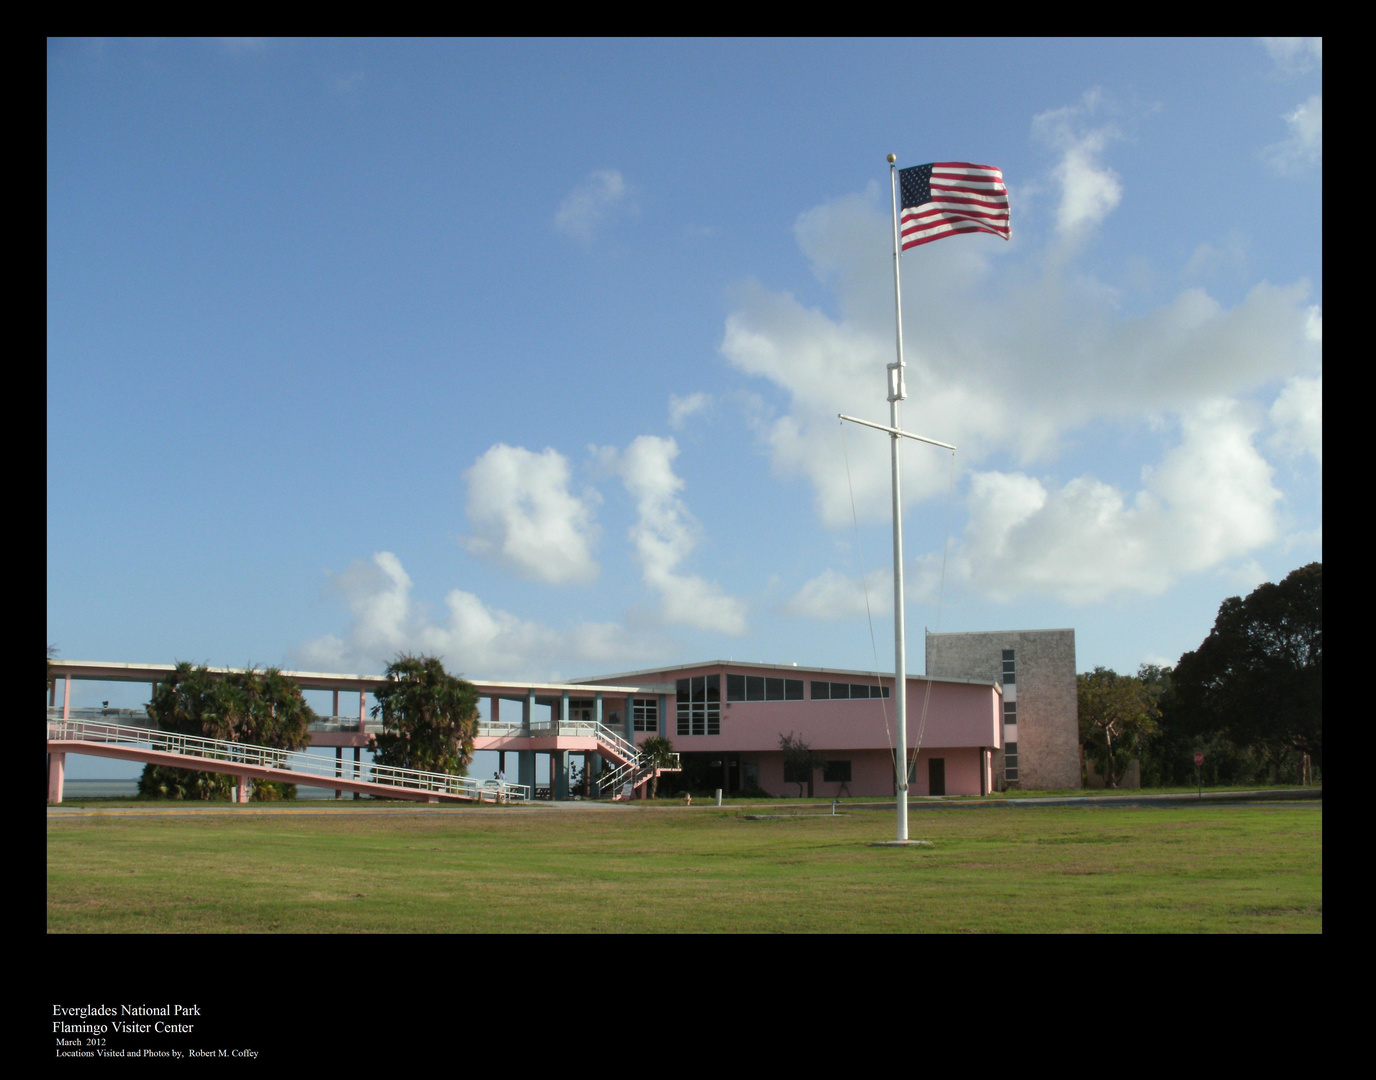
57;778;341;800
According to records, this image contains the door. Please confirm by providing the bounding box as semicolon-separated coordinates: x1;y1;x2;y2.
928;757;946;797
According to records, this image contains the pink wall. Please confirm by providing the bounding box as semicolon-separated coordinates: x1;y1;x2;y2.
652;663;1000;754
746;747;986;798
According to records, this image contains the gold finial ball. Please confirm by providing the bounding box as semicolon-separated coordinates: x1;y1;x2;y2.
887;154;896;163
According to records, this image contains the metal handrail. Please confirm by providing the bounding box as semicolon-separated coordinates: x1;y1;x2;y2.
47;706;152;723
46;718;530;802
48;707;389;736
589;722;641;763
596;750;681;797
474;718;643;764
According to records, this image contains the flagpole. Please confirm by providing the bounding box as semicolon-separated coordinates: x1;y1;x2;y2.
886;153;909;843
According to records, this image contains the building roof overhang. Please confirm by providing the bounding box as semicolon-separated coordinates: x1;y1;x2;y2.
47;661;672;698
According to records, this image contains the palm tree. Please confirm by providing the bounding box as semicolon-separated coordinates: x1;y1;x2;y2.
140;663;318;800
638;735;677;799
370;654;479;777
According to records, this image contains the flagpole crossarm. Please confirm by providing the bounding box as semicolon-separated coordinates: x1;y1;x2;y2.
837;413;956;452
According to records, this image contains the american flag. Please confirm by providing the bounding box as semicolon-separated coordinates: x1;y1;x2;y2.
899;162;1009;249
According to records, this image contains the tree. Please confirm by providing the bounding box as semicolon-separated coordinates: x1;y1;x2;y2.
779;731;823;797
1171;563;1322;779
139;663;317;800
1136;662;1193;786
369;654;478;778
1077;667;1160;789
638;736;677;798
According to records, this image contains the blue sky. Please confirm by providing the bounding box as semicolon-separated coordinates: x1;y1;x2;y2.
49;39;1321;776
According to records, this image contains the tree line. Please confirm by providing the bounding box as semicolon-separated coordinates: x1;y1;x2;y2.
1078;562;1321;788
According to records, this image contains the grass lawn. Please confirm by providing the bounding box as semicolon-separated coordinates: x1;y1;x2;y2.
46;800;1321;933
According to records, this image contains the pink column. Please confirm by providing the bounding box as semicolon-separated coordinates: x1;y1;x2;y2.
235;775;250;803
358;689;367;803
48;751;65;804
62;676;71;720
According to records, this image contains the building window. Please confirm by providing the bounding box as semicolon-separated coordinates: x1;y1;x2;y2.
1002;650;1016;685
811;682;889;700
568;698;594;723
676;675;720;736
1004;740;1019;783
823;760;852;783
727;675;804;702
1004;700;1017;726
633;698;658;732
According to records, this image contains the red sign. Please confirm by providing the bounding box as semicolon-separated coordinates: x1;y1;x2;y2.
1194;752;1205;766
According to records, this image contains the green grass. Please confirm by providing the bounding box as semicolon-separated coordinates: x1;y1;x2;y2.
46;802;1322;933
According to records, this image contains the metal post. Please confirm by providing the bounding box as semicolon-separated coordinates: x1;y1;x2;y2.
888;155;909;843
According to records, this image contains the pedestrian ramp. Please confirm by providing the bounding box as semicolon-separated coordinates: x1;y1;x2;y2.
45;718;530;805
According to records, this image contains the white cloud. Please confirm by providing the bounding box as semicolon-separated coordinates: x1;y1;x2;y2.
1265;93;1322;173
950;400;1282;604
1269;375;1322;464
1262;37;1322;74
720;189;1317;534
296;551;662;679
1267;306;1320;463
1031;89;1123;236
554;169;635;242
461;444;601;585
1259;40;1322;174
1181;231;1250;282
669;391;713;429
600;435;748;634
784;567;892;620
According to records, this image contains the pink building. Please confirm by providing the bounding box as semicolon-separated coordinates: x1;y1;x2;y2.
575;661;1003;798
47;658;1003;801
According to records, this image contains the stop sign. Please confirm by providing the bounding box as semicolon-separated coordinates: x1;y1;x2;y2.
1194;752;1204;766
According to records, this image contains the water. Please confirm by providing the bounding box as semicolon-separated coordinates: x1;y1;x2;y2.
57;778;340;800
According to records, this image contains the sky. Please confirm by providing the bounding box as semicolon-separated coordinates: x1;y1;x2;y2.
48;39;1321;778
